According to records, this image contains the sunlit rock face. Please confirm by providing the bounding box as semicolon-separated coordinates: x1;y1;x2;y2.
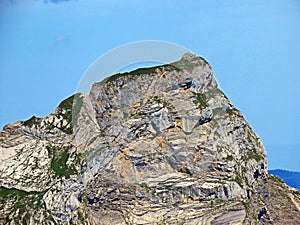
1;53;300;225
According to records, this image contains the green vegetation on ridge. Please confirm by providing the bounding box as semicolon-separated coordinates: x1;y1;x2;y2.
192;92;208;111
106;64;181;83
47;146;77;178
0;187;46;224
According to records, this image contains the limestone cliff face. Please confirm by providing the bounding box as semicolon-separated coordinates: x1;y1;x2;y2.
1;53;300;224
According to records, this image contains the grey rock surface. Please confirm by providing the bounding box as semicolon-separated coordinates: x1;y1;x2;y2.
1;53;300;224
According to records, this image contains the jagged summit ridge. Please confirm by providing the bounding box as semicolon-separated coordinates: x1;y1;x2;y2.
1;53;300;224
93;51;216;93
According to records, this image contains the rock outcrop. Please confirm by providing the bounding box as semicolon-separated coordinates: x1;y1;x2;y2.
1;53;300;224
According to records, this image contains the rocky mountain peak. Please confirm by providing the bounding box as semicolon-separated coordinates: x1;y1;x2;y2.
181;52;197;60
1;53;300;224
